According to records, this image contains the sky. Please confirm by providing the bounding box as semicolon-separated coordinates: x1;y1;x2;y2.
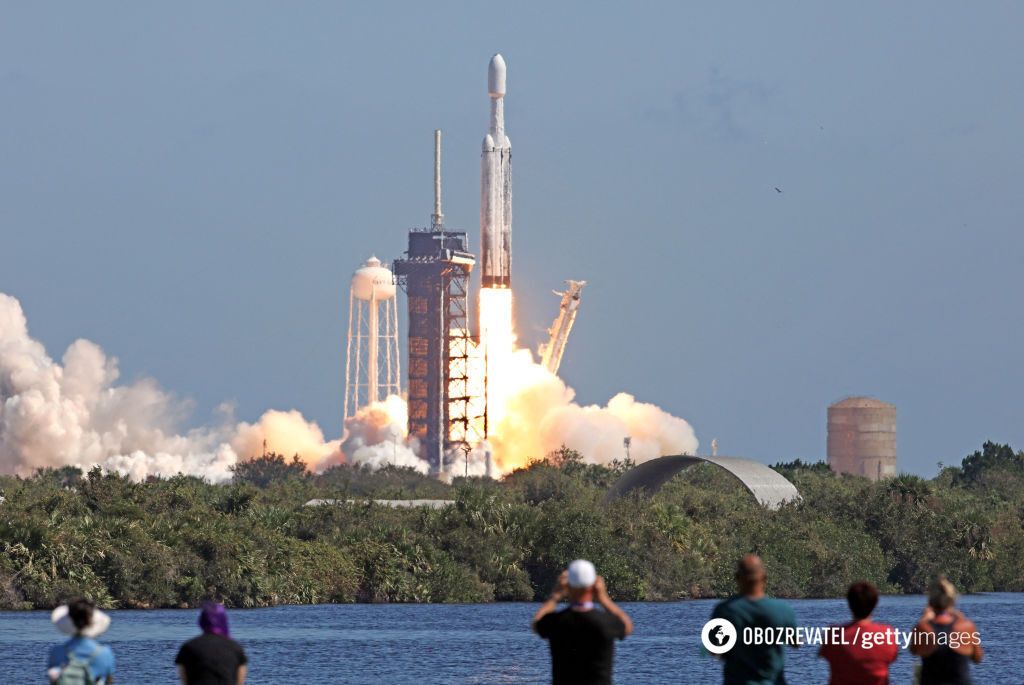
1;2;1022;476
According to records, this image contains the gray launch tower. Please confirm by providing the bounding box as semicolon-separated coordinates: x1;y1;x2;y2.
394;131;478;472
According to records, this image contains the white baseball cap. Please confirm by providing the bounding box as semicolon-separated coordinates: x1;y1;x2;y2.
567;559;597;588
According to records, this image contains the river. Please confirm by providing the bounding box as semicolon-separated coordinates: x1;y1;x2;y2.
3;593;1019;683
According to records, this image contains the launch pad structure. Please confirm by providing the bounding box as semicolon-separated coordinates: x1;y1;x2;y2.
393;131;481;472
387;55;584;476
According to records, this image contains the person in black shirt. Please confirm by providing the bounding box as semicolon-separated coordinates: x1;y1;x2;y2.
910;577;983;685
176;602;248;685
532;559;634;685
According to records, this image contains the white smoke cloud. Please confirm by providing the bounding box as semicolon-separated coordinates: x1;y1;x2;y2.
0;293;345;481
487;350;699;470
0;291;697;481
341;396;426;473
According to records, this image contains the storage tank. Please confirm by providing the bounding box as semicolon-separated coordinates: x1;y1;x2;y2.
827;397;897;481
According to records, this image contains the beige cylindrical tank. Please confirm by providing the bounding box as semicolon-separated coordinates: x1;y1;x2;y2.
827;397;897;481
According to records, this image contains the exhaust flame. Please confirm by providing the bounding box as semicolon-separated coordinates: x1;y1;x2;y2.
473;286;699;473
478;287;516;430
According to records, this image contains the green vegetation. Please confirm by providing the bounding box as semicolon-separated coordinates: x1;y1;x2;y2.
1;443;1022;609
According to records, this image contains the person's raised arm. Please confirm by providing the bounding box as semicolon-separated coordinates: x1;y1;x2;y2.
594;576;633;637
532;571;568;634
958;616;983;663
909;605;936;657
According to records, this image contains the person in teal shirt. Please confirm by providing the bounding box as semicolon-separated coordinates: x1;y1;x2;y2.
711;555;796;685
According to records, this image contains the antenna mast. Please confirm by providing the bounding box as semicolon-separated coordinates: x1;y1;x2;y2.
431;129;444;230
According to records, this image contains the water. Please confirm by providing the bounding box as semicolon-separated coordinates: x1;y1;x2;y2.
2;594;1020;683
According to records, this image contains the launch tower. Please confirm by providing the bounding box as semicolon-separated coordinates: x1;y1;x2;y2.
394;131;480;472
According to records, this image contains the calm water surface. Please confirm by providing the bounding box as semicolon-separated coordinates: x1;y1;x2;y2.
2;594;1020;683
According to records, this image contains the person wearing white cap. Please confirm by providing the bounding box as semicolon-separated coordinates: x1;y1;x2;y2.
46;597;116;684
532;559;633;685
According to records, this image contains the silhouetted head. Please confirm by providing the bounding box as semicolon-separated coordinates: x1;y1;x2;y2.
928;576;957;613
68;598;95;633
846;581;879;620
199;602;230;637
735;554;767;596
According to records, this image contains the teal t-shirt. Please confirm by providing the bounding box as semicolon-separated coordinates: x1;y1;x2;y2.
711;595;796;685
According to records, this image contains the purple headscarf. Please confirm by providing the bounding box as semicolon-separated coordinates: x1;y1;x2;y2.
198;602;230;637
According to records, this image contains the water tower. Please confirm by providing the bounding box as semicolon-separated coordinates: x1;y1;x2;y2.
343;256;401;428
827;396;897;481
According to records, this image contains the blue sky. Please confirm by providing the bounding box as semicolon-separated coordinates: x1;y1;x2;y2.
2;2;1022;475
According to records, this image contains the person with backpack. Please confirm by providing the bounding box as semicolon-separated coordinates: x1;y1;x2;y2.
175;602;248;685
46;598;116;685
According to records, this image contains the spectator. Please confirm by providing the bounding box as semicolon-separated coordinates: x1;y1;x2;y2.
910;577;982;685
532;559;633;685
710;554;796;685
47;598;116;684
819;581;898;684
176;603;248;685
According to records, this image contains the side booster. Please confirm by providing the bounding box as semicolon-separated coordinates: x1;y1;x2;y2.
480;54;512;289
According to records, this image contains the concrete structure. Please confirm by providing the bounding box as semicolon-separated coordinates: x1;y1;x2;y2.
393;131;481;473
480;54;512;289
603;455;801;509
305;499;454;510
827;396;897;480
343;256;400;427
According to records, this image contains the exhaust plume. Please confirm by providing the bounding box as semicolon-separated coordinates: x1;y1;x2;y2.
0;293;342;480
1;291;697;480
341;395;426;473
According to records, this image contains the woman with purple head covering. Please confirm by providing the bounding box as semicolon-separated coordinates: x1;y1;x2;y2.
175;603;248;684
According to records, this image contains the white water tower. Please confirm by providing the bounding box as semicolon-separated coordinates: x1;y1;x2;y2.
343;256;401;428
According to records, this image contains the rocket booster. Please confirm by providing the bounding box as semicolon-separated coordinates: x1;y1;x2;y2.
480;54;512;289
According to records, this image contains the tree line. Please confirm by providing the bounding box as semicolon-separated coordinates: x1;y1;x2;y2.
0;442;1021;609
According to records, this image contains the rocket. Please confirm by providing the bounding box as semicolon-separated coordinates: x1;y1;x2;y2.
480;54;512;289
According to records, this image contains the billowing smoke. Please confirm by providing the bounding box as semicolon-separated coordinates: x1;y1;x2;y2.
0;293;344;481
1;291;697;480
485;349;698;472
231;410;340;470
341;395;426;473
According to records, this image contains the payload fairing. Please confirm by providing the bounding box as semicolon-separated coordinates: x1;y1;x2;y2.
480;54;512;288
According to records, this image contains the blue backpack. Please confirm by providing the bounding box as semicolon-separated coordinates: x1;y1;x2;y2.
55;646;103;685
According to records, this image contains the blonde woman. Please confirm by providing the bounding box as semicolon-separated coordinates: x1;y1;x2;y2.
909;577;983;685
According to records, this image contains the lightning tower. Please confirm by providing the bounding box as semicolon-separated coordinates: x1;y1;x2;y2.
394;131;479;473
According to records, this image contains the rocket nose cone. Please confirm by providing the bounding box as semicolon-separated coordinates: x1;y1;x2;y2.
488;53;506;97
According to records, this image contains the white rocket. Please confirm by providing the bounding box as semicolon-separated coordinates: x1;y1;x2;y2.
480;54;512;288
